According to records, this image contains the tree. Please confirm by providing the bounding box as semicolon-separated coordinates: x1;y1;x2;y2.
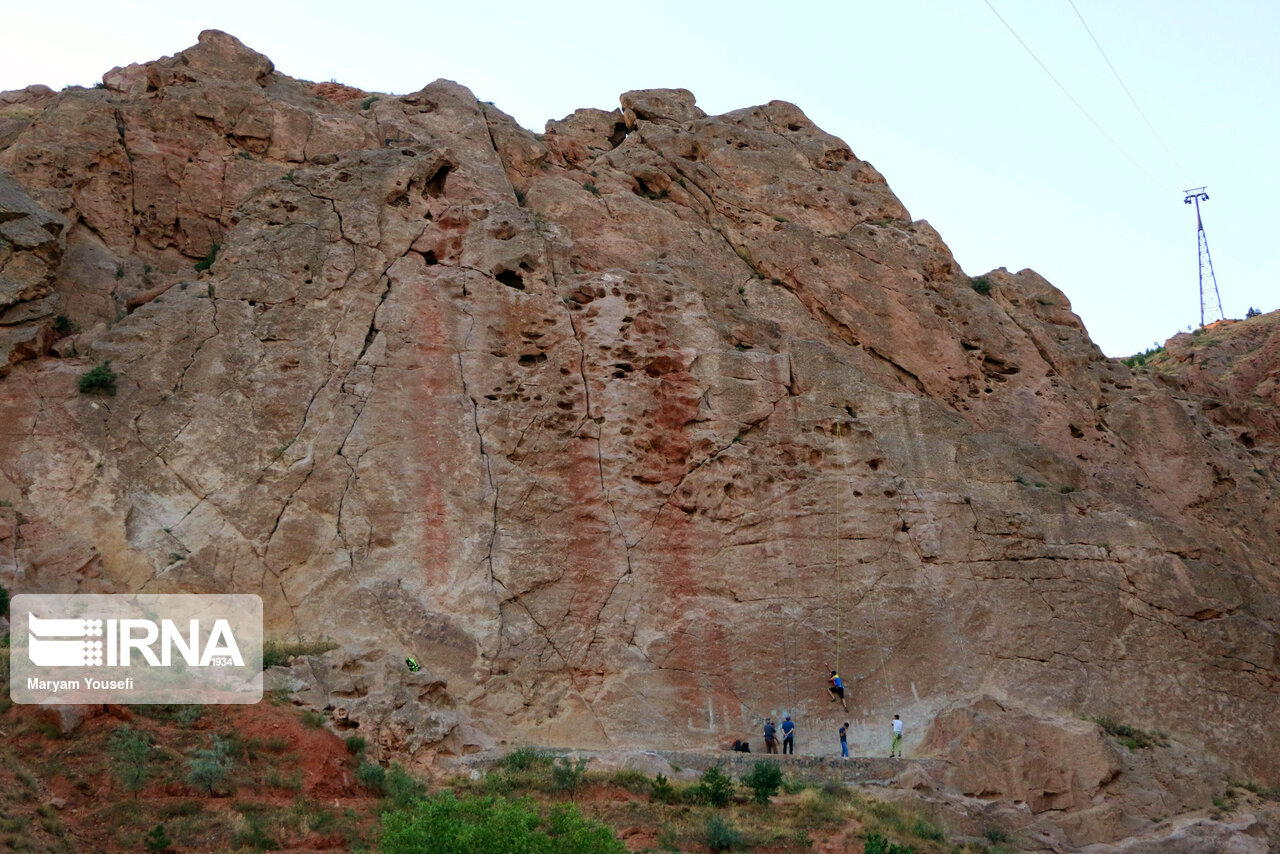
741;761;783;805
108;724;151;798
688;766;734;807
185;734;231;795
1246;306;1261;318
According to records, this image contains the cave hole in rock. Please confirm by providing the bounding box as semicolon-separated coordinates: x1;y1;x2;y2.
518;352;547;366
609;122;628;148
424;163;451;196
495;268;524;290
421;250;439;265
1069;424;1084;439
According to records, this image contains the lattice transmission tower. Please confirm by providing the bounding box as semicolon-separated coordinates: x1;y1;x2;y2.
1183;187;1223;327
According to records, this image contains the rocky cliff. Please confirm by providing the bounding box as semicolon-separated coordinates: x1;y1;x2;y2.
0;31;1276;848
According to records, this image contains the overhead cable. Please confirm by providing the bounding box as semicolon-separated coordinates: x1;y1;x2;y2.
1067;0;1191;181
983;0;1163;188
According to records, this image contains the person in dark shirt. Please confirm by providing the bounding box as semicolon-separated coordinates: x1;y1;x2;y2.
763;718;778;754
781;715;796;754
839;721;850;758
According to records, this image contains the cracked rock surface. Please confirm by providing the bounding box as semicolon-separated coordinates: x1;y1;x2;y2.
0;32;1277;842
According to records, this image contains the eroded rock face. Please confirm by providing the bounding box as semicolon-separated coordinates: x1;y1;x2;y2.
0;171;65;374
0;34;1276;843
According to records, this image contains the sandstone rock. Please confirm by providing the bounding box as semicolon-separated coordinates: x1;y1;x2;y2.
0;35;1277;851
620;88;705;128
919;696;1121;814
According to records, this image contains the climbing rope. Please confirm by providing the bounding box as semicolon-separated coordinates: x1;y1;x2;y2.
834;419;842;675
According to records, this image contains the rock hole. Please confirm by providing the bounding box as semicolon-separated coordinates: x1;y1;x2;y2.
422;250;438;265
517;353;547;366
424;163;450;197
609;122;628;148
1069;424;1084;438
867;458;882;471
495;269;524;290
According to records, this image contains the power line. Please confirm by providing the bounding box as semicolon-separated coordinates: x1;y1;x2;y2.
982;0;1163;188
1067;0;1191;181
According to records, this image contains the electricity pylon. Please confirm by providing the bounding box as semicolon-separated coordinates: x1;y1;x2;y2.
1183;187;1223;327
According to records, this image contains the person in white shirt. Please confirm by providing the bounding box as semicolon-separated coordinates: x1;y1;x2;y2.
890;714;903;758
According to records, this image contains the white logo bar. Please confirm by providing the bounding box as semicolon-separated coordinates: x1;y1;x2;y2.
10;594;263;704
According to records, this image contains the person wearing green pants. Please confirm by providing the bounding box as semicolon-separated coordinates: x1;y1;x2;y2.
890;714;903;758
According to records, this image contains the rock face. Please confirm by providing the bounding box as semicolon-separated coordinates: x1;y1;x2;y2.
0;32;1277;846
1149;313;1280;447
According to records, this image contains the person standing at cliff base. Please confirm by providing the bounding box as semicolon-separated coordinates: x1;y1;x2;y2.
890;714;903;758
763;718;778;754
839;721;849;758
781;714;796;754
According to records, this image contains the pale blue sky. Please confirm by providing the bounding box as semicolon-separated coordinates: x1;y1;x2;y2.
3;1;1275;356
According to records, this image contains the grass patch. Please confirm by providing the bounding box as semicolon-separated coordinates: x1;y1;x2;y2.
970;277;992;296
583;182;600;196
261;637;339;668
361;95;380;110
378;791;625;853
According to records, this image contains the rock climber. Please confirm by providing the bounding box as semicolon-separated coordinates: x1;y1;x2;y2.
828;670;848;711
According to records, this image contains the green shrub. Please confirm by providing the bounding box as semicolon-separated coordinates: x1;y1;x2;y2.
706;815;743;851
345;735;367;755
552;756;588;796
583;182;600;196
78;361;118;395
233;811;276;851
301;709;326;729
361;95;380;110
53;315;78;334
687;766;734;807
984;825;1011;844
970;277;992;296
742;761;783;805
184;735;231;795
910;817;945;841
1086;715;1168;749
864;831;915;854
504;746;552;772
384;763;425;808
144;823;171;852
650;772;678;804
377;791;624;854
356;760;386;793
108;724;152;798
607;768;649;793
193;242;220;273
